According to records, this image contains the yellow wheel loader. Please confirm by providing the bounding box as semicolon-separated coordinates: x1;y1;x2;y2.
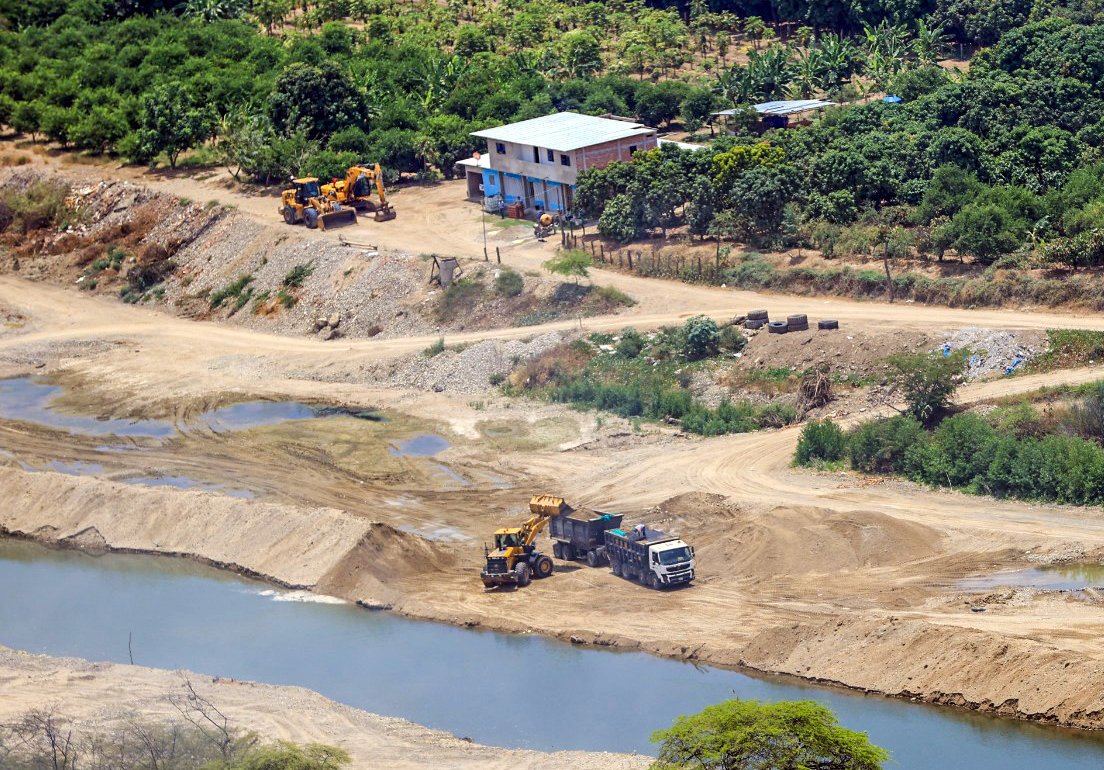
321;164;396;222
480;495;567;588
279;178;358;230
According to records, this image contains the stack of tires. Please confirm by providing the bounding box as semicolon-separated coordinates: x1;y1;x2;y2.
745;309;769;329
786;314;809;332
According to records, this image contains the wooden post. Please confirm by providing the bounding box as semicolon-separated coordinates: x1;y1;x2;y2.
627;251;633;270
496;246;501;264
600;244;605;262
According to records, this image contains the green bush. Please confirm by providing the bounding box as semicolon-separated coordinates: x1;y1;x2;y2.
616;327;645;358
683;315;720;360
210;274;254;309
282;262;315;288
847;415;926;474
887;350;969;424
423;337;446;357
795;419;848;466
494;268;524;297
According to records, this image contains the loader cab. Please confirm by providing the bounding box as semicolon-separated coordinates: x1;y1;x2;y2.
494;529;523;550
293;178;322;203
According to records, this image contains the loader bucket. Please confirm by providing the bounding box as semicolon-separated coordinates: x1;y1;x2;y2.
318;207;358;230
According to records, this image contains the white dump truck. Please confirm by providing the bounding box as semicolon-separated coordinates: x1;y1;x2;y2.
603;525;695;589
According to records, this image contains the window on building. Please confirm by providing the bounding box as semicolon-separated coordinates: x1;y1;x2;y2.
495;142;505;154
546;149;554;162
628;145;637;155
560;154;570;166
533;147;540;163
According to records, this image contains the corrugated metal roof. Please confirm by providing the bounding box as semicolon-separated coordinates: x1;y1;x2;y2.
711;99;837;117
471;112;656;152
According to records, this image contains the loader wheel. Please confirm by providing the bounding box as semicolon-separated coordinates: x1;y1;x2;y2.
514;562;531;587
282;206;297;225
586;550;600;568
552;542;563;559
534;555;554;579
304;207;319;229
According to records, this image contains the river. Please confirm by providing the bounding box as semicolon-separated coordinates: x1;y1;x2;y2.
2;540;1102;768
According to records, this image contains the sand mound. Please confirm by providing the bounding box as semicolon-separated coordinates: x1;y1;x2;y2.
316;522;459;605
703;505;943;577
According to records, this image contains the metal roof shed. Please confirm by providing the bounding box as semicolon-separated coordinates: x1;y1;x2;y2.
471;112;656;153
711;99;837;118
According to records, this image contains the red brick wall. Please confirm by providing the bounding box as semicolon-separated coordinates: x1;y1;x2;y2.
576;133;658;172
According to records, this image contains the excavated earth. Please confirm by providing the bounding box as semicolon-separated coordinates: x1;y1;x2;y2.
4;163;1104;754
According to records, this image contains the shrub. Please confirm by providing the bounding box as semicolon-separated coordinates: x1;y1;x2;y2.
887;350;969;424
282;262;315;288
423;337;446;357
494;268;524;297
795;419;848;465
683;315;720;360
616;327;645;358
210;274;254;309
848;415;926;474
718;324;747;353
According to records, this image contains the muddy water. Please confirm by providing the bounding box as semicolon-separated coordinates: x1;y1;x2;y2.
961;564;1104;592
2;541;1103;768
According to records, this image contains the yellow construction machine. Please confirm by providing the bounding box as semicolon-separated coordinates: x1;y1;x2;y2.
279;178;358;230
480;495;567;588
321;164;396;222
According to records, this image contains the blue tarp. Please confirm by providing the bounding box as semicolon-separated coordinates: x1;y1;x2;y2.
884;95;903;104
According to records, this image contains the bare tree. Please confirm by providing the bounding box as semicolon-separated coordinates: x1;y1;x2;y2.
168;676;244;761
7;708;79;770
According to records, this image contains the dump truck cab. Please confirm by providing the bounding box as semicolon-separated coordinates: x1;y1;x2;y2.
604;525;695;589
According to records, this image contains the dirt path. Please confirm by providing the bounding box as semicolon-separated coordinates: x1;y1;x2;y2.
0;647;648;770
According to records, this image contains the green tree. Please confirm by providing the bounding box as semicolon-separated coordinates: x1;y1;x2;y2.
887;349;969;424
652;698;888;770
269;63;367;142
134;83;214;168
680;88;716;132
222;741;351;770
543;249;593;282
598;192;642;243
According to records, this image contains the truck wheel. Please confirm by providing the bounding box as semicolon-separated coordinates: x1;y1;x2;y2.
533;555;554;579
586;550;599;568
562;543;576;561
610;559;622;578
514;562;531;587
552;542;563;559
647;572;662;590
282;206;296;224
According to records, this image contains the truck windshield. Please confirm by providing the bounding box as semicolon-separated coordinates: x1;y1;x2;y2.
658;547;691;565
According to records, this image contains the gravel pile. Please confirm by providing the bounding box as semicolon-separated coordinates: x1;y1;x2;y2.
938;328;1045;379
372;332;566;394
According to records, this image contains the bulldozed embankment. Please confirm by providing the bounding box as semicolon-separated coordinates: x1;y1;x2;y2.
5;467;1104;732
0;646;648;770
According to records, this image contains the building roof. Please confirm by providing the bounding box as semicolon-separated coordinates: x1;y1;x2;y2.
658;138;707;152
456;153;490;169
712;99;837;117
471;112;656;153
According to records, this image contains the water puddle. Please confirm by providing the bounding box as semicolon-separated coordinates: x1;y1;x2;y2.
0;377;385;439
427;461;469;488
42;460;107;476
120;475;255;500
0;378;174;438
398;523;472;543
389;433;450;457
959;564;1104;592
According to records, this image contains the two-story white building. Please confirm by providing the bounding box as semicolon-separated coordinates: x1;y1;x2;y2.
459;111;658;214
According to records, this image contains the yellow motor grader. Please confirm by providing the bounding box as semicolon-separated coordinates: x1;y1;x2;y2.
278;178;358;230
480;495;567;588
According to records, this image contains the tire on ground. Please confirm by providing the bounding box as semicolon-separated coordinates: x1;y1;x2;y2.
745;319;766;330
768;321;788;334
818;319;839;330
514;562;531;587
747;308;769;321
534;555;554;579
787;313;809;331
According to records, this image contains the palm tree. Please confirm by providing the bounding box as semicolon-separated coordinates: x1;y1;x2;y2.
746;46;794;101
817;33;857;96
914;21;950;65
791;47;825;98
183;0;246;21
713;65;755;107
